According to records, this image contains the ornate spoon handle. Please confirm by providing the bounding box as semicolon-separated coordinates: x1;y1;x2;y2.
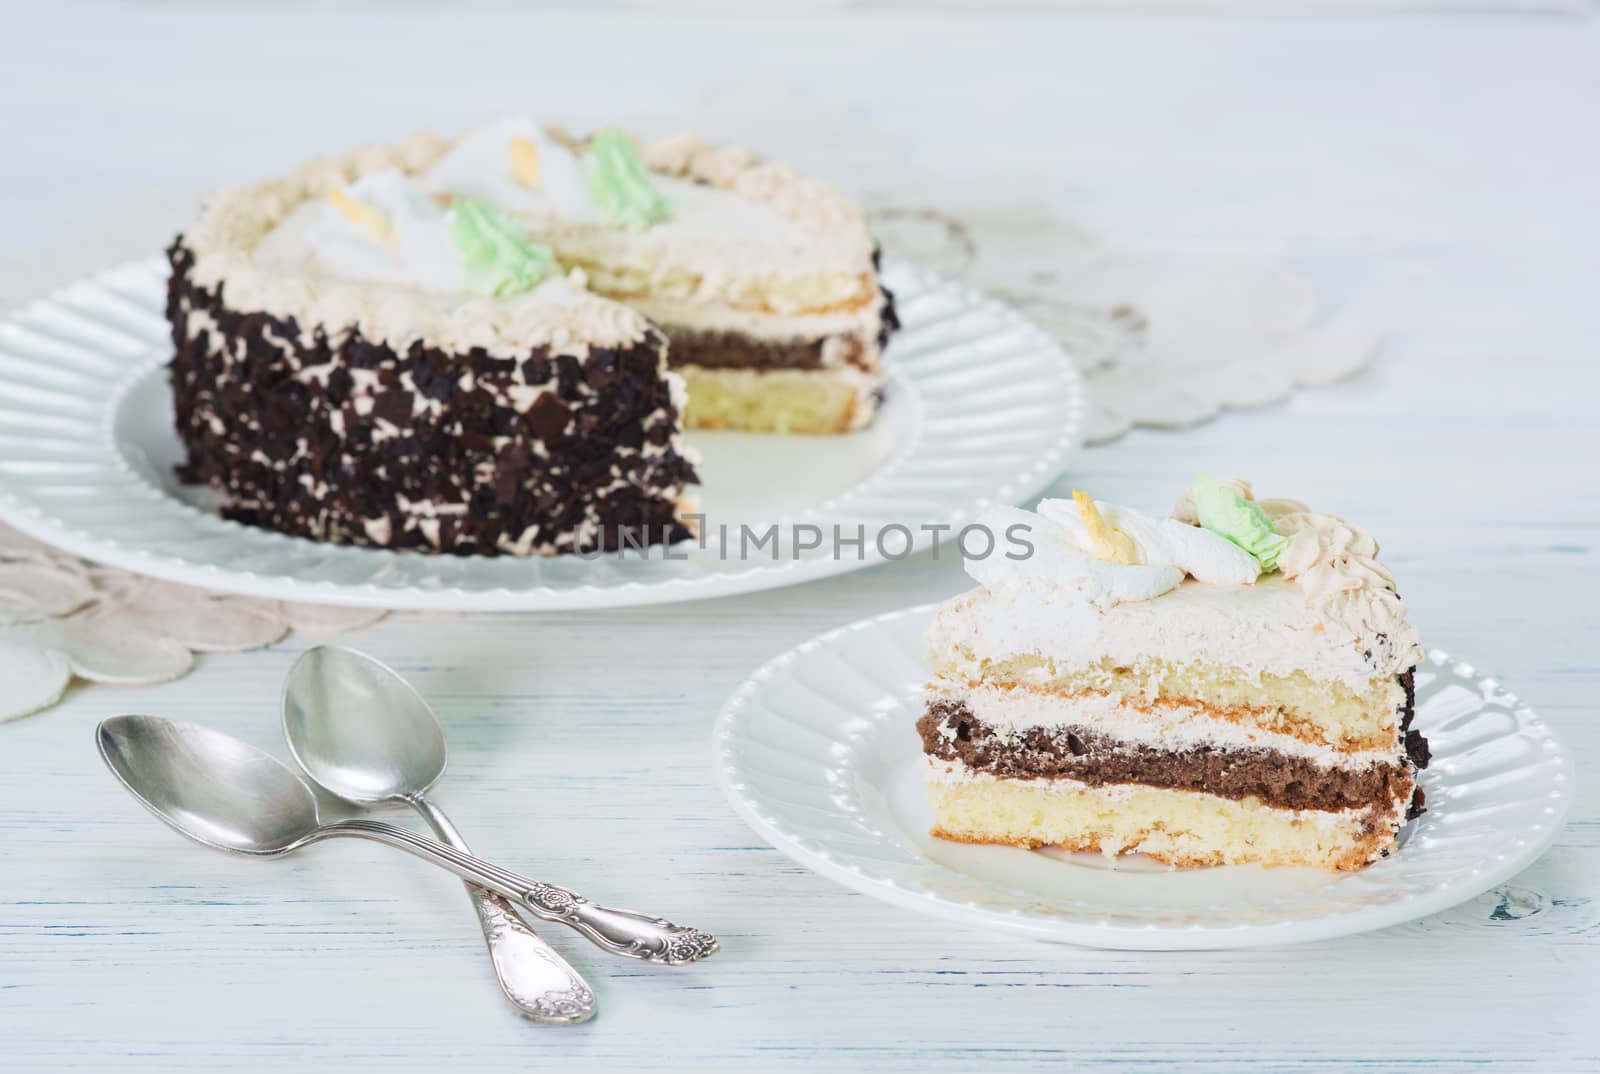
409;797;596;1023
319;818;718;965
521;883;721;966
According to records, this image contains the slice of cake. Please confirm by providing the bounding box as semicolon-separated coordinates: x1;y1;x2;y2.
166;118;894;555
920;477;1429;871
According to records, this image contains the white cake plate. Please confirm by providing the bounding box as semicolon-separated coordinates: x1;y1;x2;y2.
0;258;1082;610
715;604;1575;949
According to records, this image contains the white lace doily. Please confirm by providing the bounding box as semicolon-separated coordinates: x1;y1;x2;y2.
0;82;1378;716
0;523;385;721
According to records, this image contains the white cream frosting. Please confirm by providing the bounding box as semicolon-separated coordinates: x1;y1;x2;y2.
424;118;850;263
180;120;880;357
331;117;864;287
623;292;885;348
929;570;1410;690
182;135;652;354
934;482;1424;691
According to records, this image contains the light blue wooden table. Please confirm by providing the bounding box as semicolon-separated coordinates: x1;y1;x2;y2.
1;4;1595;1071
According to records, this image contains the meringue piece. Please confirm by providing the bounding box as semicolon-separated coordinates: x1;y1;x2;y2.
426;119;598;221
257;169;471;296
1036;496;1259;588
1099;506;1261;586
965;504;1184;606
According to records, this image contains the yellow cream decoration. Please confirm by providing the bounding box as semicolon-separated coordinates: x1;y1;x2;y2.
1073;489;1138;565
327;186;389;241
510;137;542;190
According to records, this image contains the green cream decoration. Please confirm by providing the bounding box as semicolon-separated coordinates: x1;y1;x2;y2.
584;129;673;230
1193;474;1289;572
449;198;557;297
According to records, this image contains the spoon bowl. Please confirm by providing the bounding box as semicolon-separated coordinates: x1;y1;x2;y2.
96;713;717;968
282;645;446;804
283;646;604;1021
281;645;719;967
98;714;321;855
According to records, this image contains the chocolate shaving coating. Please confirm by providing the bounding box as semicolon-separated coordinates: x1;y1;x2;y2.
166;240;697;556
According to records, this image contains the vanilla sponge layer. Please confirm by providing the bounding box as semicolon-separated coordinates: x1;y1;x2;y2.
568;257;876;316
928;764;1401;871
678;365;880;434
931;655;1403;750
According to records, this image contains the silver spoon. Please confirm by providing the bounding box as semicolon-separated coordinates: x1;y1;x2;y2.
279;645;598;1024
280;647;719;972
280;648;596;1022
97;714;719;970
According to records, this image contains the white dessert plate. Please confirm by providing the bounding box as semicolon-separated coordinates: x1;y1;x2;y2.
0;258;1081;610
715;604;1575;949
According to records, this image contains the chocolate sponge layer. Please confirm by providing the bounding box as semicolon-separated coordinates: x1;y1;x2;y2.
919;692;1426;815
660;326;859;371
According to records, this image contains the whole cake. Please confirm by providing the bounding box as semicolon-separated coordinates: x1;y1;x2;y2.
166;118;894;556
920;477;1429;871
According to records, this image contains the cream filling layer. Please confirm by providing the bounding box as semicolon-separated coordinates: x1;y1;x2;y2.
625;292;885;345
678;363;883;394
928;681;1397;771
